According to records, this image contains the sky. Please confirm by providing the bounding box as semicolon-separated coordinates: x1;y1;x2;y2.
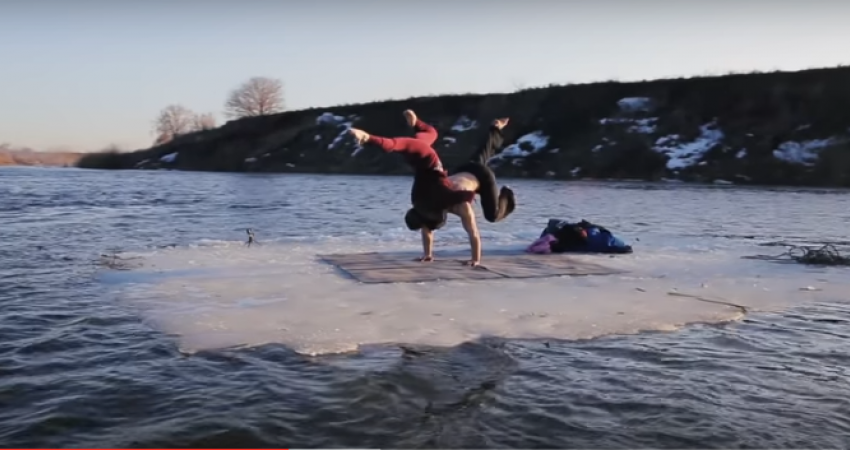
1;0;849;152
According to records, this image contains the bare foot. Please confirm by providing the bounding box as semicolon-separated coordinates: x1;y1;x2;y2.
492;117;510;129
416;255;434;262
462;260;481;267
403;109;417;127
349;128;370;145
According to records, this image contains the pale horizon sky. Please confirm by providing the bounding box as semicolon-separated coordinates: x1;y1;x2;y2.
2;0;849;152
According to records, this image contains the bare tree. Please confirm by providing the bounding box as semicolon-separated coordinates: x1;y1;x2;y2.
152;104;195;145
193;112;217;131
224;76;285;119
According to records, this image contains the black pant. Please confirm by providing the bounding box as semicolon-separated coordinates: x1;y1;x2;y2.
449;125;516;223
405;125;516;231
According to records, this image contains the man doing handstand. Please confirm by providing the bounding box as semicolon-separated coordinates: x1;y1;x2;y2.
349;110;515;266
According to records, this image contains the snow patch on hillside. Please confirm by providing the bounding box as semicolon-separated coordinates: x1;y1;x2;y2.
653;122;724;170
773;137;848;166
617;97;655;113
491;131;550;165
315;112;360;152
451;116;477;132
316;112;346;125
595;97;659;133
599;117;658;134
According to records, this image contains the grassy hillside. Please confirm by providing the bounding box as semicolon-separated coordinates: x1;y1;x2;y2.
78;66;850;187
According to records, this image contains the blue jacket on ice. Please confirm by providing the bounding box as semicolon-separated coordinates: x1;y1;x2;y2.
541;219;633;254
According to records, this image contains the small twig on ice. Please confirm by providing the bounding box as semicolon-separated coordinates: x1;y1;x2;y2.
245;228;259;247
667;291;748;314
745;243;850;266
776;244;850;266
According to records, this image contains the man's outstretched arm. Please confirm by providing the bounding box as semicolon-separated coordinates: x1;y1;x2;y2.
458;202;482;266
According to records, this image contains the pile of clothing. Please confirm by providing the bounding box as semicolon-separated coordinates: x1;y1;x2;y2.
526;219;633;254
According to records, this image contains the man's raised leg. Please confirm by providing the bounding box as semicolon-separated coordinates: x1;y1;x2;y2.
349;128;428;154
451;117;516;222
466;118;509;165
459;166;515;223
349;110;437;152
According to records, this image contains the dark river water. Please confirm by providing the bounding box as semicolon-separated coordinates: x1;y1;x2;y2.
1;167;849;449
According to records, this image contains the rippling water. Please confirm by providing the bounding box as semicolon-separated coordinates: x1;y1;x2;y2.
2;167;850;448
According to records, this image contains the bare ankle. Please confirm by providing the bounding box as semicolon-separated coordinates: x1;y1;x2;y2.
403;109;417;127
